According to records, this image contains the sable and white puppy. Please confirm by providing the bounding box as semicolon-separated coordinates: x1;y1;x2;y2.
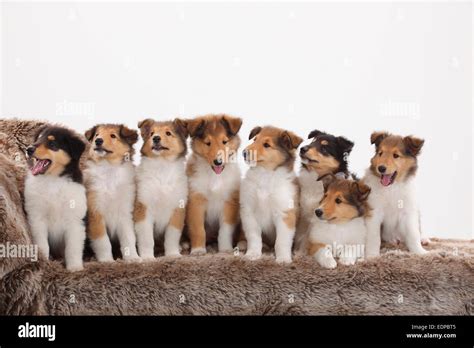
363;132;427;257
241;126;303;263
134;118;189;258
295;129;355;252
84;124;140;262
185;114;243;254
308;175;371;268
24;126;87;271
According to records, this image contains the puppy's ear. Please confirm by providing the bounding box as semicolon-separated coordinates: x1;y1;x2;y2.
32;125;48;142
337;136;354;154
307;129;323;140
351;181;371;202
137;119;155;139
280;131;303;150
173;118;188;139
403;136;424;157
248;126;262;140
370;131;389;147
120;125;138;145
186;118;207;138
221;115;242;137
318;173;336;191
67;134;86;161
84;126;97;142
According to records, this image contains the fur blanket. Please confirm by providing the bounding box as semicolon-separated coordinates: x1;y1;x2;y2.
0;119;472;315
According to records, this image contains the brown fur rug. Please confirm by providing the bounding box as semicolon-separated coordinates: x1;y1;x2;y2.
0;118;473;315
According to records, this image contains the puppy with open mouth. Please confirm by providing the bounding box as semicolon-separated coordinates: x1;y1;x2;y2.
134;118;189;258
84;123;140;262
240;126;303;263
295;129;355;253
185;114;243;254
308;174;371;268
24;126;87;271
363;132;428;257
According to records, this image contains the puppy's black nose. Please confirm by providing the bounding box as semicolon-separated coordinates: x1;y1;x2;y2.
26;146;36;157
214;158;223;166
315;209;323;218
378;165;386;173
300;146;309;154
153;135;161;143
95;138;104;146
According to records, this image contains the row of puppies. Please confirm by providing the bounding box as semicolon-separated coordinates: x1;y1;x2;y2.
24;114;427;271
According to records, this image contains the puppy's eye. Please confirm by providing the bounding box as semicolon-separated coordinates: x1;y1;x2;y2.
111;134;117;139
223;140;228;145
150;132;154;136
263;143;271;148
166;131;172;136
48;141;58;151
205;141;211;146
393;153;399;159
335;198;342;204
379;151;383;157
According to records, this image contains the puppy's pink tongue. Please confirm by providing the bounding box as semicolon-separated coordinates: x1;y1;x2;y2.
381;174;392;186
31;160;48;176
212;165;224;175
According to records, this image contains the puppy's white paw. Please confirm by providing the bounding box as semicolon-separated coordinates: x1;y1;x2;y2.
275;256;292;264
315;247;337;269
66;263;84;272
244;250;261;260
421;238;431;246
165;252;182;258
413;247;428;255
236;240;247;252
338;257;356;266
190;247;207;256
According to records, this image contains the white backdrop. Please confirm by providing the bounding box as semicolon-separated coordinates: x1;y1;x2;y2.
1;1;472;239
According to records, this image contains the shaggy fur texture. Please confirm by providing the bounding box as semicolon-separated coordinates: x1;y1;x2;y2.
0;119;473;315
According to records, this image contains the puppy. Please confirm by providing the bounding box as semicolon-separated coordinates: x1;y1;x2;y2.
24;126;87;271
84;124;140;262
134;118;188;258
363;132;427;256
308;175;371;268
241;126;303;263
185;114;243;254
295;129;355;252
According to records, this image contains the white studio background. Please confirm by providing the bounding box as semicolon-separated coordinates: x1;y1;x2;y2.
1;1;472;239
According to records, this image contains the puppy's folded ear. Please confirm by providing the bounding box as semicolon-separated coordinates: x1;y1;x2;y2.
351;181;371;202
248;126;262;140
221;115;243;137
32;125;48;142
84;126;97;142
307;129;323;140
137;119;155;139
370;131;389;147
318;173;336;190
280;131;303;150
403;136;424;157
186;118;207;138
173;118;189;138
67;135;86;161
120;125;139;145
337;136;354;154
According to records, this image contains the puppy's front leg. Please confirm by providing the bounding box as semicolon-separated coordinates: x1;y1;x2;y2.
64;223;86;271
117;219;140;261
403;213;427;255
186;192;208;255
134;201;155;259
274;210;296;263
309;242;337;269
29;219;50;260
242;208;262;260
88;210;113;262
165;207;185;257
365;214;383;258
218;190;239;253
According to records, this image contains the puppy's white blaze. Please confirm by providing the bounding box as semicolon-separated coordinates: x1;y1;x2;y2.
363;168;426;256
135;156;188;257
85;160;139;260
241;166;297;262
24;174;87;271
90;233;114;262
